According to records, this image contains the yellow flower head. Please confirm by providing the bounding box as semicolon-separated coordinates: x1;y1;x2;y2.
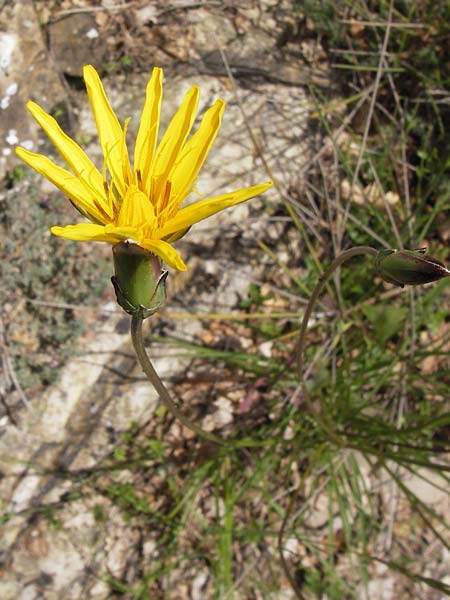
16;65;272;271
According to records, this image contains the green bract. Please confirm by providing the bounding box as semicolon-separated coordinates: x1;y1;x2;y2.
112;242;167;319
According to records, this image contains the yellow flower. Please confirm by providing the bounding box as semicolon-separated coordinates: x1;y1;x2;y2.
16;65;272;271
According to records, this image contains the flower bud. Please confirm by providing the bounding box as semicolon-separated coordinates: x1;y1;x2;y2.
376;248;450;287
111;242;168;318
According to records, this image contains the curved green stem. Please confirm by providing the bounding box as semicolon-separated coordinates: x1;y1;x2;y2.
130;315;226;446
297;246;378;381
279;245;378;600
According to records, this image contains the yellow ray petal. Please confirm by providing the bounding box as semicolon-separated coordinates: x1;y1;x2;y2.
140;238;187;271
104;224;143;239
25;101;108;211
51;223;121;242
116;186;155;229
149;85;200;201
169;98;225;204
16;147;109;224
163;226;190;243
121;117;133;187
134;67;162;190
51;223;141;243
157;181;273;238
83;64;130;198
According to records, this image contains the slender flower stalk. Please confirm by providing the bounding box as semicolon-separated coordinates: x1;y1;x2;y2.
130;316;225;445
296;246;379;382
278;246;378;600
278;244;450;600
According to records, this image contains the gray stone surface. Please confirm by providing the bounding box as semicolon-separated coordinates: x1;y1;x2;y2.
48;12;108;77
0;0;66;178
0;2;316;598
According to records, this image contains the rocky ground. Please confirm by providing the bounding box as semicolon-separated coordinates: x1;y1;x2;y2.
1;1;449;599
0;1;316;598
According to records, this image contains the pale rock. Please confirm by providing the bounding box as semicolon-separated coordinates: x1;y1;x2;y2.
259;340;273;358
1;3;316;598
191;570;210;600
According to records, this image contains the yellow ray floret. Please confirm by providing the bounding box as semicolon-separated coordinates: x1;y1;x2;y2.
16;64;272;271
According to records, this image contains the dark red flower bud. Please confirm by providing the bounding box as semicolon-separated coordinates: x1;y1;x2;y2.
376;249;450;287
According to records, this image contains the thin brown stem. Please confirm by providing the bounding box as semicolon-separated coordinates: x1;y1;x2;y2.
279;245;378;600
